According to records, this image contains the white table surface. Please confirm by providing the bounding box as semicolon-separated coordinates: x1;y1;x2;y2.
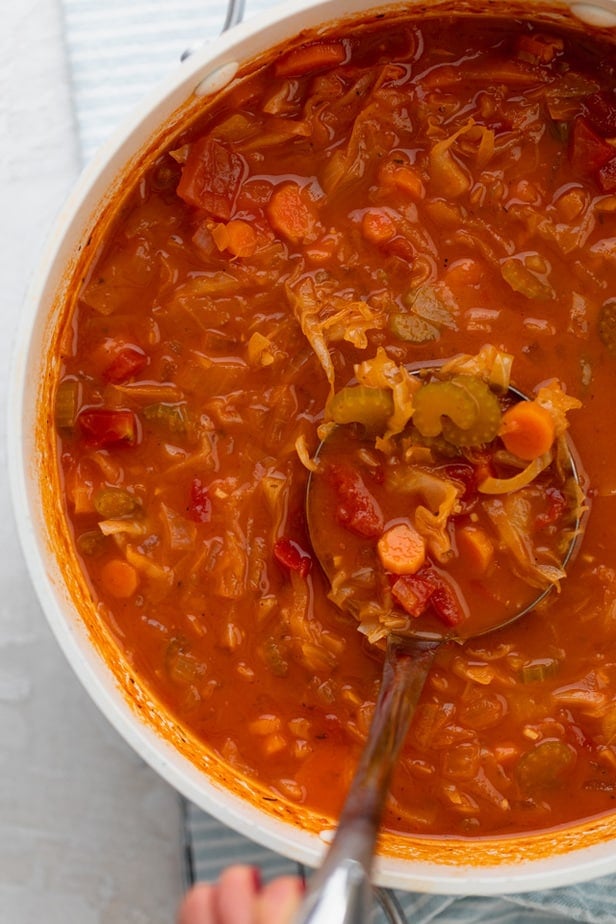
1;2;190;921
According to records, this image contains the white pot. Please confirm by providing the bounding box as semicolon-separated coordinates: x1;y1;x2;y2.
9;0;616;895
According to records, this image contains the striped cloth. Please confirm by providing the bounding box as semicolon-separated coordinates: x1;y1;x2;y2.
181;800;616;922
59;1;616;919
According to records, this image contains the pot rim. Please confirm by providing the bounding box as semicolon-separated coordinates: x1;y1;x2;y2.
9;0;616;894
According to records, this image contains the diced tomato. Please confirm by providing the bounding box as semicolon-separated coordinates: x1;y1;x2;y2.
584;91;616;137
266;182;319;244
326;463;384;538
78;409;138;447
391;572;436;617
393;567;465;627
273;537;312;578
430;574;466;627
176;137;246;219
569;117;614;175
187;477;212;523
599;156;616;193
535;486;566;530
102;345;147;384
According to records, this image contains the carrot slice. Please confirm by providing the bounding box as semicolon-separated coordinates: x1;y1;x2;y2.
378;522;426;575
267;182;318;243
379;158;425;199
499;401;555;461
456;525;494;577
275;41;347;77
100;559;139;598
361;209;396;244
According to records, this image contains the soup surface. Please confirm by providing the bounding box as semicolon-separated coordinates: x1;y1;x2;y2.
53;11;616;839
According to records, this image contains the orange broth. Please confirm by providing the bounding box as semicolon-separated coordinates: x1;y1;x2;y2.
52;11;616;840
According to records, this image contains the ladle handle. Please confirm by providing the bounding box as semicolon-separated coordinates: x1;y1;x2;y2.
293;638;439;924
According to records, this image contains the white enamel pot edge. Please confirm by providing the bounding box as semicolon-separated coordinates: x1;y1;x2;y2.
8;0;616;896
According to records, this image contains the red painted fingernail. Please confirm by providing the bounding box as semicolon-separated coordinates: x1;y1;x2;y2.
251;867;262;892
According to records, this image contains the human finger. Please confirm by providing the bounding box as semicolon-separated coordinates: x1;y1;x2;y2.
177;882;216;924
214;865;262;924
255;875;305;924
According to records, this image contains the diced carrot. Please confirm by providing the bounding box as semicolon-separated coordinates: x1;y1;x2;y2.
275;41;347;78
499;400;555;461
100;559;139;598
379;158;425;200
444;258;484;288
361;209;396;244
377;522;426;575
456;525;494;577
211;219;258;258
267;182;318;244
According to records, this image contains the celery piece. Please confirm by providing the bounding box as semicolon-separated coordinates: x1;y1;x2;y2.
519;658;560;683
327;385;394;433
441;376;502;447
412;380;478;439
515;740;574;792
55;380;80;430
93;487;140;518
76;530;106;557
143;402;189;434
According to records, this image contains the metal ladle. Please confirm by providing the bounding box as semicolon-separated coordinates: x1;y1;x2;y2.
293;382;585;924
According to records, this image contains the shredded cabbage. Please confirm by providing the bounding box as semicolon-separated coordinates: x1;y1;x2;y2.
440;344;513;392
483;494;566;590
354;347;421;445
386;467;461;562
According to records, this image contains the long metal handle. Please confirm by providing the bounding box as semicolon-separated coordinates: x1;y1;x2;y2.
180;0;246;61
293;638;439;924
221;0;246;32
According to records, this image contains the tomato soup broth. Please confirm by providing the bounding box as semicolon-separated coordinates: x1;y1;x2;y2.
51;9;616;843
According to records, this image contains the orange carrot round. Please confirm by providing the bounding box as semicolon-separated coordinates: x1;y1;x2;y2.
499;400;555;461
361;209;396;244
100;559;139;598
377;521;426;575
267;182;318;243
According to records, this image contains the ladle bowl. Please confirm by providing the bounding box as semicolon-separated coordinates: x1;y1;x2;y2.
297;371;586;922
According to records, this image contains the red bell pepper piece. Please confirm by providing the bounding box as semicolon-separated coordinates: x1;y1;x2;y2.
187;477;212;523
78;409;137;447
102;345;147;384
273;537;312;578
